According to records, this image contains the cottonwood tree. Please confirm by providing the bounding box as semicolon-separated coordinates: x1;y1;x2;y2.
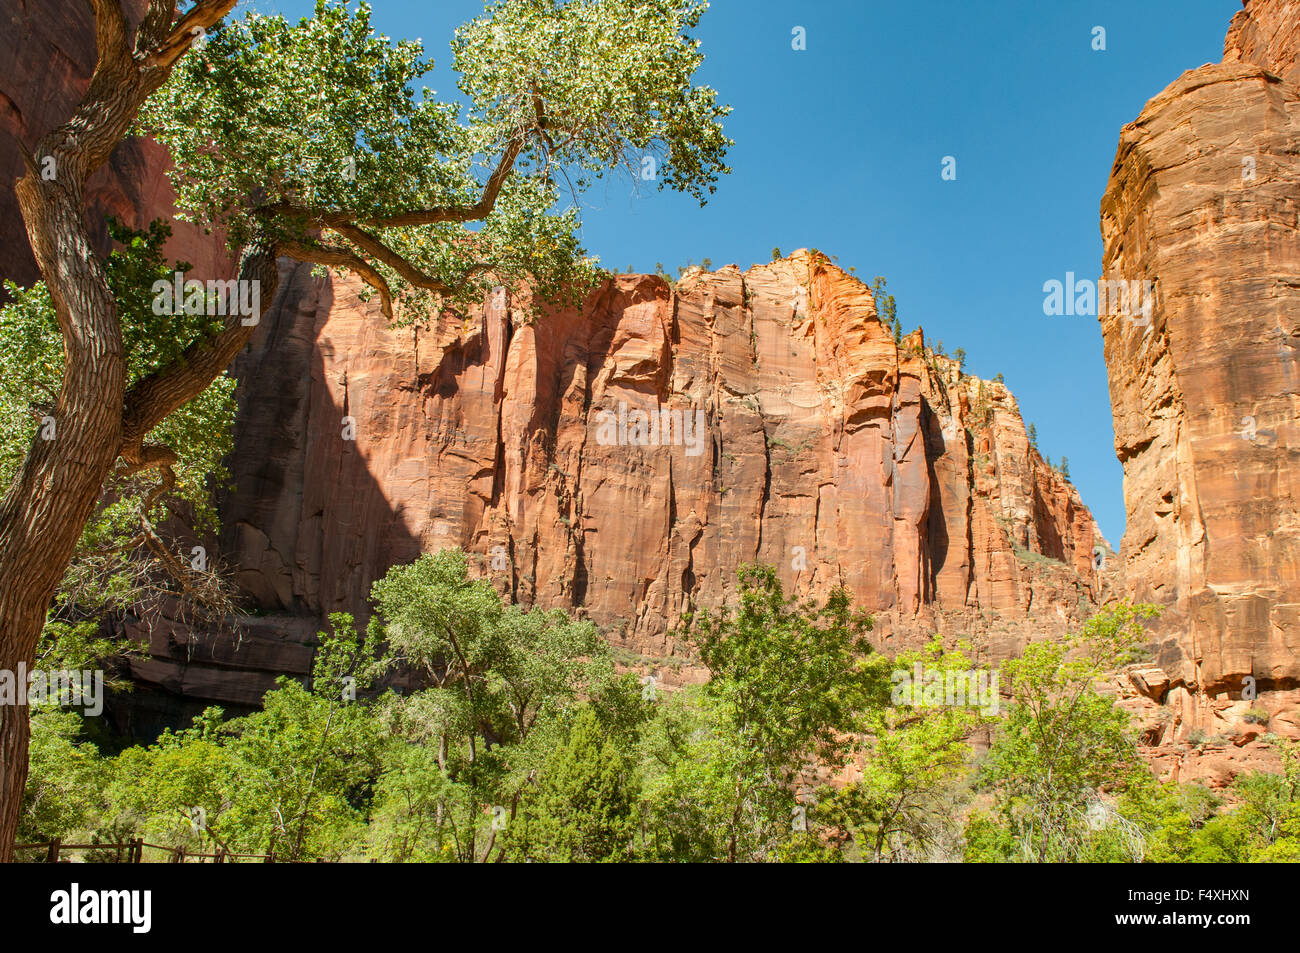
641;566;884;862
367;549;622;863
819;639;994;862
0;0;730;858
972;601;1159;862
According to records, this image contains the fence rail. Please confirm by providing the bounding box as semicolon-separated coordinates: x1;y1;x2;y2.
14;838;276;863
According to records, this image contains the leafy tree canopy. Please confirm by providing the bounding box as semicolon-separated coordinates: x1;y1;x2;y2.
139;0;732;322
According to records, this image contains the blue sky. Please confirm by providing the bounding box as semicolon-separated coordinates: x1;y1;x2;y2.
253;0;1240;544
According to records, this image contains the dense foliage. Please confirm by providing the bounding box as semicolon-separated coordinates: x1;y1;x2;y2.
20;558;1300;863
967;602;1159;862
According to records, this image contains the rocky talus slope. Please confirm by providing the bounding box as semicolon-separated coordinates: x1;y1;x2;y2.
1102;0;1300;784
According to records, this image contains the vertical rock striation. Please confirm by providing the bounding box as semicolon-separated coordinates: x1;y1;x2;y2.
0;0;1101;708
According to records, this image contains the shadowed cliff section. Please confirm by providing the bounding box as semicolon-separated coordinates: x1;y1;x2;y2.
221;261;426;620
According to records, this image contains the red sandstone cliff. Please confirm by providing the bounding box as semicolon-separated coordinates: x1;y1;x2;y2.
201;252;1101;699
1101;0;1300;782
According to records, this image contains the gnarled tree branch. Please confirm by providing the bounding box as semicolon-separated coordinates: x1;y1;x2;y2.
119;238;279;458
88;0;131;71
259;133;526;233
135;1;179;56
360;134;525;228
142;0;238;70
329;223;452;296
281;237;395;319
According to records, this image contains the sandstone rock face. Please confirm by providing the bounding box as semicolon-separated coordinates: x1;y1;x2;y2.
1119;672;1300;790
1224;0;1300;84
221;252;1101;682
1101;0;1300;766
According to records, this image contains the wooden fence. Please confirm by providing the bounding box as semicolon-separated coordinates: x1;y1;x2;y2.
14;838;276;863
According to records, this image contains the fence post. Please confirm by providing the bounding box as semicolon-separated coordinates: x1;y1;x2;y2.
215;848;226;864
46;838;60;863
265;850;275;863
171;847;184;863
133;838;144;863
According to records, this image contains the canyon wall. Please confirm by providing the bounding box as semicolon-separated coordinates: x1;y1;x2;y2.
210;253;1100;697
1101;0;1300;779
4;0;1298;786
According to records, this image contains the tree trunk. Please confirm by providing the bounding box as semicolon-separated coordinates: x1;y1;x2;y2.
0;153;128;865
0;705;31;859
0;233;276;861
0;0;239;862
